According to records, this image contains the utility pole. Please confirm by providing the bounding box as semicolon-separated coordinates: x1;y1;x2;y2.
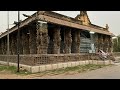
7;11;9;66
17;11;20;72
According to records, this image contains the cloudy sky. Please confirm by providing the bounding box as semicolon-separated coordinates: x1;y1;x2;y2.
0;11;119;36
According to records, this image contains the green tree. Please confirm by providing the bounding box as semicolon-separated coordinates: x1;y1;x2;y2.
117;36;120;52
113;38;118;52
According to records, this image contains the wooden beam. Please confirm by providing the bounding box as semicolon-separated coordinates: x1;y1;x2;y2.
38;14;113;36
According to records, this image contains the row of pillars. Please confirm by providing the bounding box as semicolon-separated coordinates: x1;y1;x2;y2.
0;22;81;55
95;34;112;53
48;26;81;54
0;21;112;55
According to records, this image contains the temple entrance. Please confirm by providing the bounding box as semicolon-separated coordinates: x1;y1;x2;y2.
80;30;91;53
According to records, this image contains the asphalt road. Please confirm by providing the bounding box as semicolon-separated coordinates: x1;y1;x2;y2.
35;63;120;79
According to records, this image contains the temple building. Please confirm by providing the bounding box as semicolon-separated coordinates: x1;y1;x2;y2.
0;11;114;66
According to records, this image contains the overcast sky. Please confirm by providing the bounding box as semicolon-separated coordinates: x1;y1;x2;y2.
0;11;119;36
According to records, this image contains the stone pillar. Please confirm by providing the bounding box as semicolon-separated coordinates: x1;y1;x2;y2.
95;33;98;53
0;39;3;54
98;34;103;50
4;37;7;54
108;36;112;52
2;39;5;54
36;21;48;54
2;37;7;55
98;34;100;51
76;30;81;53
101;34;104;50
19;30;23;54
106;36;109;53
11;33;17;55
71;30;80;53
22;29;30;54
0;40;2;54
103;35;106;52
103;35;108;52
2;38;5;54
53;26;61;54
64;28;72;53
9;35;12;55
29;26;37;54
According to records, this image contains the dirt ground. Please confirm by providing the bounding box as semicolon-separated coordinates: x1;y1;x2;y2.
0;64;115;79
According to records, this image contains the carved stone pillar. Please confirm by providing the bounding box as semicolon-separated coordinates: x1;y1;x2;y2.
103;35;105;52
101;34;104;50
10;36;13;55
53;26;61;54
98;34;103;50
1;38;5;54
0;39;3;54
95;33;98;53
1;38;6;55
29;26;37;54
22;29;30;54
71;30;80;53
64;28;72;53
76;30;81;53
106;36;109;53
108;36;112;52
9;35;12;55
4;37;7;54
103;35;108;52
19;30;23;54
36;21;48;54
2;38;5;54
11;33;17;55
0;40;2;54
98;34;100;51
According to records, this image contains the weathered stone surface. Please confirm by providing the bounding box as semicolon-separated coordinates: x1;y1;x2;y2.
53;26;61;54
52;64;58;70
45;65;52;71
22;29;30;54
0;40;2;54
29;26;37;54
31;66;40;73
19;30;23;54
11;34;17;55
40;65;46;72
64;28;72;53
36;22;48;54
71;30;80;53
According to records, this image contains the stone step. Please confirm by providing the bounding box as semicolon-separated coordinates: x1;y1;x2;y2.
114;57;120;63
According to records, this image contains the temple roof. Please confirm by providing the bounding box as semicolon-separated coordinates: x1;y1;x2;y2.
0;11;114;39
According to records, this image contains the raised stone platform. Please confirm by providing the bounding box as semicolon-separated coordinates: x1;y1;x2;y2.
0;60;114;73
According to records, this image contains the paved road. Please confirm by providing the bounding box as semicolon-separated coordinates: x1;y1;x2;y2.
34;63;120;79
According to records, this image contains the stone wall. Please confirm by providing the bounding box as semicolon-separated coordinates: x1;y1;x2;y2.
0;54;100;66
113;52;120;57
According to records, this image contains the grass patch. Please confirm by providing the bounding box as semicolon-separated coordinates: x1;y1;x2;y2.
0;65;31;75
0;65;16;72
